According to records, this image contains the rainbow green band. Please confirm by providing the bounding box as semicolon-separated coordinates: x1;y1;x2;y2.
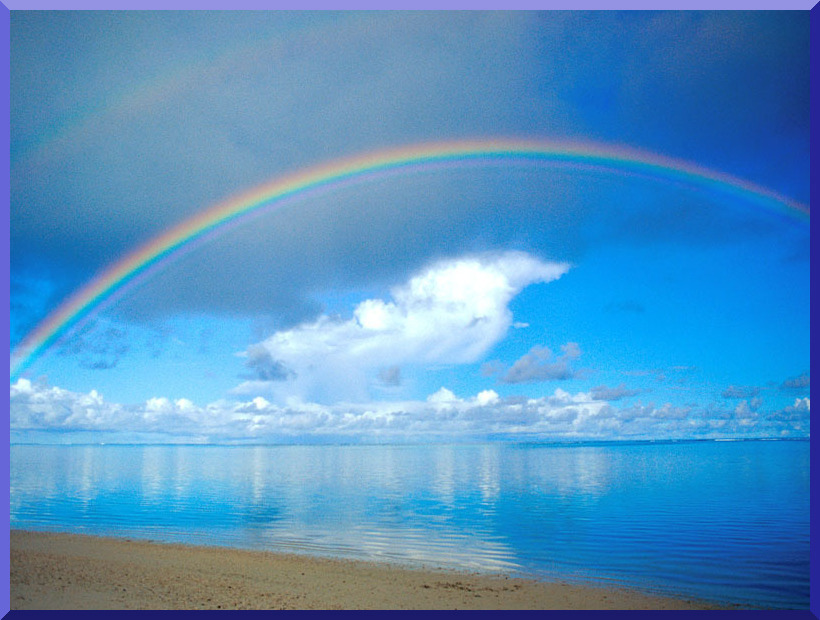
10;139;809;380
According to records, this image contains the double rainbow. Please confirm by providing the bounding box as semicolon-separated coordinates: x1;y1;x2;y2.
10;139;809;380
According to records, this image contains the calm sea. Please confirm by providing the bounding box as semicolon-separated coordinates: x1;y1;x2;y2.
10;440;809;609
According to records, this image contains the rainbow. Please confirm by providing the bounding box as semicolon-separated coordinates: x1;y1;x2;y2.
9;138;809;380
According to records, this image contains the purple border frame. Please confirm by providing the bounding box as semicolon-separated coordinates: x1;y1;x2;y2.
1;1;7;617
0;3;815;618
0;1;817;7
810;5;818;619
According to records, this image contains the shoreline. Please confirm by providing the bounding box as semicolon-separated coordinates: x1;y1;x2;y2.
11;529;727;610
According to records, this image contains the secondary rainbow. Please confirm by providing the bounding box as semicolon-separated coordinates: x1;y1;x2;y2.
9;138;810;380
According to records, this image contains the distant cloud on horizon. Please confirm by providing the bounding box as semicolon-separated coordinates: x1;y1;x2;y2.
11;377;806;445
781;373;810;391
722;385;761;399
590;384;641;402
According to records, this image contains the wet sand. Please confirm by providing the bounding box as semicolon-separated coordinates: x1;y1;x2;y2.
11;529;723;610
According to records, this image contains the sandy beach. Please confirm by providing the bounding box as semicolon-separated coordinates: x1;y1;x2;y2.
10;529;724;610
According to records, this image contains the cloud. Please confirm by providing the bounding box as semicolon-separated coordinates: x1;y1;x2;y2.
767;397;810;422
11;378;126;432
480;360;505;377
650;365;697;385
378;366;402;387
12;377;810;444
734;399;761;419
427;387;458;405
241;344;294;382
55;320;130;370
590;384;641;401
8;13;809;447
11;12;588;328
11;12;808;338
721;385;761;399
781;373;810;390
238;252;569;403
499;342;581;384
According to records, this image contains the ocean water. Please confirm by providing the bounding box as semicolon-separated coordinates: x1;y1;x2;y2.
10;439;809;609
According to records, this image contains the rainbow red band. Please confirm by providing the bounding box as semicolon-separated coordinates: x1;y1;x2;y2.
10;139;809;380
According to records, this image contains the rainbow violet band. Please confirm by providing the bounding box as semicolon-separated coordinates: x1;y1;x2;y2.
9;138;810;380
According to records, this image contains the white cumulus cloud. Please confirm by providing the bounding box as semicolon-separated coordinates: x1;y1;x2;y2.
236;251;570;404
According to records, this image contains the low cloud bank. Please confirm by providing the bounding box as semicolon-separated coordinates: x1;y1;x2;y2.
11;378;808;444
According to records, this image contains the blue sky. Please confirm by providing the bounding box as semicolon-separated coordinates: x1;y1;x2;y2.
9;11;809;443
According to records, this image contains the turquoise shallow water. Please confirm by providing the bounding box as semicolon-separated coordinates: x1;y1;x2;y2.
10;439;809;609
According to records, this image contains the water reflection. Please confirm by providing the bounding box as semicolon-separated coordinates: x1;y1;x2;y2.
10;441;810;609
431;446;456;507
478;444;500;508
141;446;164;501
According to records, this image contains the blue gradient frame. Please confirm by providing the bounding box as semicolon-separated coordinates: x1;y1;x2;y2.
1;3;816;620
